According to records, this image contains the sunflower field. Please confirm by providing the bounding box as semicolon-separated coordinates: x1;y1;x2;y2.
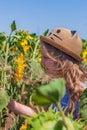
0;21;87;130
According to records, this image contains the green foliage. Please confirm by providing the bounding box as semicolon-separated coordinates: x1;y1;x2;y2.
10;116;24;130
81;39;87;63
11;20;16;32
30;33;39;42
0;32;6;43
26;108;62;130
80;88;87;123
32;78;66;105
43;29;49;36
0;89;10;112
26;107;84;130
32;93;52;106
29;61;46;81
82;39;87;50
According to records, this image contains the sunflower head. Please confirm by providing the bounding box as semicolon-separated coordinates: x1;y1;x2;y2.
82;50;87;62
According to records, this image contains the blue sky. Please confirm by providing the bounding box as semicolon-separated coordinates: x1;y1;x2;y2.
0;0;87;39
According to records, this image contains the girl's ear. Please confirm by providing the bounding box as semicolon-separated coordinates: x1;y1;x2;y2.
71;30;77;36
72;32;78;39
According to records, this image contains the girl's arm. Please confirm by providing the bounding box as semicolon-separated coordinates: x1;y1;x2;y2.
8;100;35;117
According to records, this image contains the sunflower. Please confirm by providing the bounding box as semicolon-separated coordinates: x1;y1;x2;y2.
82;50;87;62
20;123;28;130
26;33;33;40
20;39;31;55
14;53;27;82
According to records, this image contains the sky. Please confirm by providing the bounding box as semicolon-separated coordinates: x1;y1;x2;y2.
0;0;87;40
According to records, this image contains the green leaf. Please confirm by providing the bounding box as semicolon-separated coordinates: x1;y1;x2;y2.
32;93;52;106
16;42;24;54
80;88;87;123
26;106;84;130
29;61;45;80
32;78;66;105
11;20;16;32
43;29;49;36
0;89;10;112
0;32;6;42
26;108;61;130
53;118;64;130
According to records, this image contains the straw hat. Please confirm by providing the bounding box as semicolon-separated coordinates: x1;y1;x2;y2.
40;27;82;62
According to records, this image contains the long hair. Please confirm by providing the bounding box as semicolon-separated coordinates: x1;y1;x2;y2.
40;41;87;113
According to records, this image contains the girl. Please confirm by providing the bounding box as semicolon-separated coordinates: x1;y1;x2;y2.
40;27;87;118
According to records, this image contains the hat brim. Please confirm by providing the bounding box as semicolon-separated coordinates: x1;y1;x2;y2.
40;35;83;62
